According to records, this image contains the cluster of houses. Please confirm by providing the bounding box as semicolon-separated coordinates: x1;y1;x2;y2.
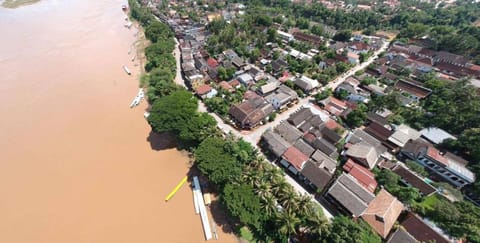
261;101;474;241
372;42;480;86
325;35;386;65
318;0;401;11
152;1;477;241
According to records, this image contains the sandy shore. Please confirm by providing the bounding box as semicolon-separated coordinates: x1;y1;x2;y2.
1;0;40;8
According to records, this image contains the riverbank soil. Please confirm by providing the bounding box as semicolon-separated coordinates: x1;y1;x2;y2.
0;1;237;242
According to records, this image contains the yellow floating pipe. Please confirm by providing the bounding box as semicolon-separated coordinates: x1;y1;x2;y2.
165;176;188;202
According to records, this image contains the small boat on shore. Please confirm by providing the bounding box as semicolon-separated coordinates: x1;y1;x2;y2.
123;65;131;75
130;88;144;108
122;5;128;11
124;22;133;28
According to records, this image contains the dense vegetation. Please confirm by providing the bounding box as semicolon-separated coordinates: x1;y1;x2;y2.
413;195;480;242
374;169;422;206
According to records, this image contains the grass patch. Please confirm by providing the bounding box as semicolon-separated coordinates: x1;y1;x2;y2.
239;227;254;242
2;0;40;8
414;194;440;212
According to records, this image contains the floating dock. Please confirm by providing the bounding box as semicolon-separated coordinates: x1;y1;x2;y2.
193;176;213;240
165;176;188;202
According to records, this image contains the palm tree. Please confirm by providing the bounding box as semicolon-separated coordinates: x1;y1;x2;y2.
272;180;290;195
255;179;272;200
241;168;260;186
303;206;329;237
261;193;278;217
296;194;313;215
278;188;299;212
276;209;301;240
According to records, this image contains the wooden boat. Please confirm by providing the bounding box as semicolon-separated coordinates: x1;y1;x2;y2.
123;65;131;75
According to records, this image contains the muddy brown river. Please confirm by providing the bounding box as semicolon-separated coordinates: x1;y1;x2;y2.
0;1;236;242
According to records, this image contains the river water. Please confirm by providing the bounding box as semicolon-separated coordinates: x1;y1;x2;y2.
0;1;236;242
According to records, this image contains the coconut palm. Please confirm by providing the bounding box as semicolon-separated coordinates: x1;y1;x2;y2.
303;211;329;239
276;209;301;240
241;168;260;186
296;194;313;215
278;189;299;212
255;179;272;200
260;193;278;217
272;180;290;195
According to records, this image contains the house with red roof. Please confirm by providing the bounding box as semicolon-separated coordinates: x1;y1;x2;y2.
319;96;348;117
348;41;371;54
402;138;476;188
218;81;234;92
195;84;218;100
361;189;404;239
280;146;309;175
343;159;378;193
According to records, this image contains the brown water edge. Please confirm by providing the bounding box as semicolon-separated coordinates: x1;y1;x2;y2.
0;0;237;242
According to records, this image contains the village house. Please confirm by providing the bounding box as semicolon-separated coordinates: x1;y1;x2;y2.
319;96;348;117
294;75;320;94
275;122;303;144
387;124;421;148
237;73;255;86
343;159;378;193
312;137;339;159
270;59;289;77
228;97;274;129
420;127;456;145
348;41;371;54
261;130;291;158
280;146;309;175
195;84;217;100
277;30;295;42
390;212;450;243
335;77;370;103
364;121;396;151
361;189;404;239
402;138;475;188
292;31;323;46
247;65;265;81
345;128;389;169
326;173;376;217
391;162;437;196
265;85;298;110
287;107;314;128
293;139;316;157
393;79;432;102
347;51;360;64
300;160;334;192
218;81;234;92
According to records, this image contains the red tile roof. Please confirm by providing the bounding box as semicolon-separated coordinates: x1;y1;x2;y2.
207;58;219;68
343;159;378;193
303;133;316;144
195;84;212;95
401;212;449;243
426;147;449;166
471;64;480;71
362;189;404;238
325;119;341;130
282;147;309;170
219;81;233;91
229;79;240;87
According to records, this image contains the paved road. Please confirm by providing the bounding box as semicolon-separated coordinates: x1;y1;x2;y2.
325;40;391;91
